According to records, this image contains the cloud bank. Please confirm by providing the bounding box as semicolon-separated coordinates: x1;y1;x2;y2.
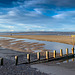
0;0;75;32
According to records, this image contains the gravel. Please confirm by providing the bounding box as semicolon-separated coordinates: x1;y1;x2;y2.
0;47;48;75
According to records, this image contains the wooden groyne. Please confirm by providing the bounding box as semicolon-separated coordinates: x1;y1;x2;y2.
0;48;75;66
15;48;75;65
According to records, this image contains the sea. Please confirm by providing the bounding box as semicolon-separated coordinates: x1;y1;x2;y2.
0;31;75;35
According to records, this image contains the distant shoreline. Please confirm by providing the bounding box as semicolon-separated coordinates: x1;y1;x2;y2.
0;31;75;36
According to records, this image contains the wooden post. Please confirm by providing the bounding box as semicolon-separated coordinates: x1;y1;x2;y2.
46;51;49;60
37;52;40;60
27;54;30;63
73;37;74;49
66;48;69;62
66;60;69;63
66;48;68;55
60;49;63;57
72;58;74;61
1;58;3;65
15;56;18;65
71;35;75;49
72;48;74;54
53;50;56;58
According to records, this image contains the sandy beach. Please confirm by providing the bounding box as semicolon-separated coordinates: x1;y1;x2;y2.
0;0;75;74
0;35;74;45
0;35;75;75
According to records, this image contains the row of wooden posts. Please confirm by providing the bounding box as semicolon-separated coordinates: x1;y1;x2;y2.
0;48;74;66
15;48;74;65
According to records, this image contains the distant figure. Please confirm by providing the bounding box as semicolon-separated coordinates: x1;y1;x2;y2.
11;34;12;36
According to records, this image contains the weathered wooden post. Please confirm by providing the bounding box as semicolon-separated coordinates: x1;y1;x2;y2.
66;60;69;63
46;51;49;60
60;49;63;57
71;35;75;49
72;58;74;61
72;48;74;54
1;58;3;65
37;52;40;60
66;48;68;55
27;54;30;63
15;56;18;65
53;50;56;58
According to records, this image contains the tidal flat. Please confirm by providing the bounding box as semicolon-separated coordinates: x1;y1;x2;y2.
0;35;75;75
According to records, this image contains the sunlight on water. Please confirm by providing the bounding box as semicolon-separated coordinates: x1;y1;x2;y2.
0;37;74;54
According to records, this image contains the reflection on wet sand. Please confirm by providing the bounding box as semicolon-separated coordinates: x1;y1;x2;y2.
0;37;46;53
62;57;75;63
0;37;74;54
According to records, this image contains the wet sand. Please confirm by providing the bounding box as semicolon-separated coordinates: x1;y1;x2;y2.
31;60;75;75
0;46;75;75
0;38;45;52
0;35;75;75
0;47;48;75
0;38;58;60
0;35;74;45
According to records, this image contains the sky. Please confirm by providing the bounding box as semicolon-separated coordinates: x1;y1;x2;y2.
0;0;75;32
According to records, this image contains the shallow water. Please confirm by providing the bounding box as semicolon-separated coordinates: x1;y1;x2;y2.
62;57;75;63
0;37;74;54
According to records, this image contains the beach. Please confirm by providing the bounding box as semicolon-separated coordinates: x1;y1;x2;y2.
31;60;75;75
0;35;74;45
0;47;48;75
0;46;75;75
0;35;75;75
0;0;75;74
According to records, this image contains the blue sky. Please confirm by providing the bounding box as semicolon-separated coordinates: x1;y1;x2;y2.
0;0;75;32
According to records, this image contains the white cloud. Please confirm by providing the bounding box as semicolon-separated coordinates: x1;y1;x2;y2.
24;0;75;8
34;8;42;14
25;10;42;17
0;0;75;31
52;11;75;19
29;25;44;28
24;0;41;7
52;14;65;19
17;23;25;26
0;24;14;28
8;11;16;16
10;30;14;31
0;29;14;32
48;29;55;31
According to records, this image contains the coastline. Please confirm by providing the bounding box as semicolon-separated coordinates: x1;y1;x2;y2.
0;35;75;75
0;35;73;45
0;47;48;75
